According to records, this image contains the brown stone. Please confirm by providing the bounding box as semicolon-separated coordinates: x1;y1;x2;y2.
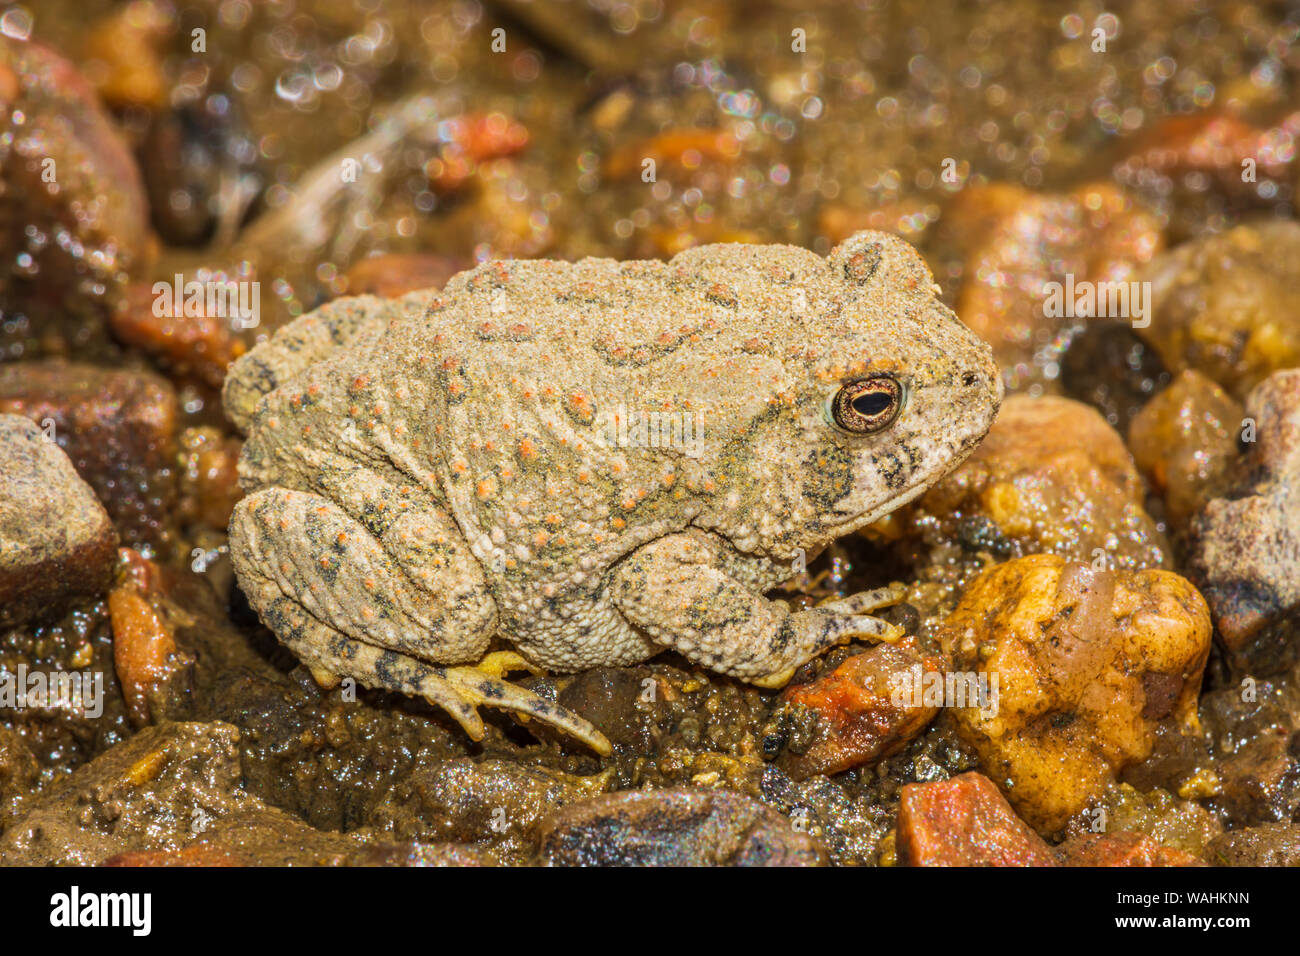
1189;369;1300;660
1059;830;1205;867
933;182;1162;381
1128;370;1243;526
938;555;1211;834
0;362;179;552
914;395;1169;570
1140;223;1300;401
895;772;1059;867
0;38;149;362
774;643;941;779
0;414;117;627
537;788;825;866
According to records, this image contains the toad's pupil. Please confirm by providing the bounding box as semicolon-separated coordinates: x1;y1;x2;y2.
853;391;893;416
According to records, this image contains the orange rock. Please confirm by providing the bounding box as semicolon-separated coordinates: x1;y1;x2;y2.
1128;370;1243;525
0;61;17;105
425;113;529;193
111;283;247;390
1059;831;1205;867
939;555;1212;834
896;772;1059;866
117;544;163;596
1115;111;1298;193
108;549;182;726
603;127;742;180
936;182;1162;376
343;254;465;298
102;845;244;867
774;644;942;779
915;395;1169;569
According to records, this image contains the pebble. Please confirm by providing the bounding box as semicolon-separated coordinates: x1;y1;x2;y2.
768;643;942;780
365;757;609;866
0;362;179;553
937;554;1211;834
0;414;117;628
0;37;149;361
1140;222;1300;402
1189;369;1300;664
931;182;1162;388
111;283;247;389
895;772;1059;866
913;395;1169;571
536;788;825;866
1128;370;1244;526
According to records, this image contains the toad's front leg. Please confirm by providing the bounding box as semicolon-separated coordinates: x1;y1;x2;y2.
609;530;905;688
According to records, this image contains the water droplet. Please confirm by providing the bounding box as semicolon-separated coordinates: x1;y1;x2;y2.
1;7;33;41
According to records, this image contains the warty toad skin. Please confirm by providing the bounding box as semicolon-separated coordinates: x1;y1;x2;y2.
223;231;1002;754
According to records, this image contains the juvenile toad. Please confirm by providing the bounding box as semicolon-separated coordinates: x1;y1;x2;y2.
223;232;1001;753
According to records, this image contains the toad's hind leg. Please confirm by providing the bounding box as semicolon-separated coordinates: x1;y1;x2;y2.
260;595;610;754
230;487;611;754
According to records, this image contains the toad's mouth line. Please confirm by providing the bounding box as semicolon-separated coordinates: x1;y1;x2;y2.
820;430;988;540
822;474;933;539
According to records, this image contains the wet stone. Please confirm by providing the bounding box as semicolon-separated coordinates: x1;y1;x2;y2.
1140;221;1300;402
1059;319;1171;435
930;182;1163;390
536;787;826;866
1060;783;1223;859
1198;663;1300;827
1114;111;1300;242
0;37;149;362
0;721;246;865
0;362;179;554
365;757;608;865
1188;369;1300;670
0;414;117;628
110;283;247;391
895;772;1059;867
343;254;466;299
1057;830;1205;867
1128;370;1244;528
938;555;1212;834
911;395;1170;572
768;643;942;780
553;665;674;754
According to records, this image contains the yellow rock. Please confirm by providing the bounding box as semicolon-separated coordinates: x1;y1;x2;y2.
937;553;1211;834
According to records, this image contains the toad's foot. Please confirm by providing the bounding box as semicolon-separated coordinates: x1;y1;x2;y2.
818;583;907;616
808;584;909;656
476;649;546;680
262;593;611;755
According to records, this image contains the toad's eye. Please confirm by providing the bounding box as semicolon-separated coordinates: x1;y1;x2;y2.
830;375;904;434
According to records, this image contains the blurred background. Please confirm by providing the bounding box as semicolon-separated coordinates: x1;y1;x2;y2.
4;0;1298;371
